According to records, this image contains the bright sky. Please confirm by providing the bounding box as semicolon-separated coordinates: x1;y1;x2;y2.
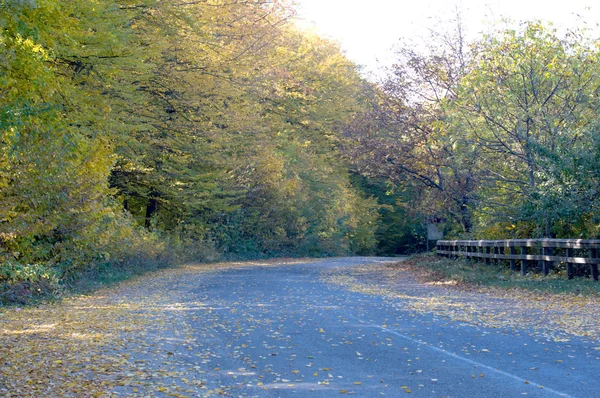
295;0;600;77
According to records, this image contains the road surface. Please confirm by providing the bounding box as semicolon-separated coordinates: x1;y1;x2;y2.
109;257;600;397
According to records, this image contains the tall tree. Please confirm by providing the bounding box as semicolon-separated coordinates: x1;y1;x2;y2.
343;14;478;235
453;22;600;237
108;0;294;234
213;28;380;256
0;0;151;272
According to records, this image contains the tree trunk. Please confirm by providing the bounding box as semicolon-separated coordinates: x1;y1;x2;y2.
145;198;158;229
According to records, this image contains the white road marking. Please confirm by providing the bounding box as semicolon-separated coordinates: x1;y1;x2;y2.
350;316;574;398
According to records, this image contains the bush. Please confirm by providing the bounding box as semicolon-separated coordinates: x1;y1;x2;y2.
0;261;60;304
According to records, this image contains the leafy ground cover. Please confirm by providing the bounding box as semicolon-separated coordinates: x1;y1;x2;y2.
403;254;600;296
326;255;600;342
0;259;308;397
3;256;600;397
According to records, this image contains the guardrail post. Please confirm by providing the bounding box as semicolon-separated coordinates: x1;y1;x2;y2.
510;246;516;271
520;245;527;275
591;248;599;281
485;246;491;265
537;245;544;273
543;247;553;276
566;248;574;279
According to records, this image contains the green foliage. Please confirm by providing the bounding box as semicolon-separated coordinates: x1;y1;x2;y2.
1;0;384;303
454;22;600;238
0;261;57;285
0;1;114;262
212;142;379;258
350;174;425;254
345;19;600;242
0;0;173;302
0;260;59;304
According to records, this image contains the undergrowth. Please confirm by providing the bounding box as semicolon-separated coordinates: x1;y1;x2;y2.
404;253;600;296
0;255;176;307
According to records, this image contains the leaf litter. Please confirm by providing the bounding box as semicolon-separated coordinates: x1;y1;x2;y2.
6;256;595;397
0;259;310;397
323;261;600;342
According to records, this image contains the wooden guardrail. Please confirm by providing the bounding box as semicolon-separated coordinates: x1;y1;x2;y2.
436;239;600;280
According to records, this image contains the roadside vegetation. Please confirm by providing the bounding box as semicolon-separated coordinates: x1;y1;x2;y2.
403;254;600;297
2;0;600;304
0;0;421;304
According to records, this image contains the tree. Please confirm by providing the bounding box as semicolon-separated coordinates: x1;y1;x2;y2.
0;0;158;278
212;28;380;256
453;22;600;237
102;1;378;256
343;13;479;235
1;0;383;293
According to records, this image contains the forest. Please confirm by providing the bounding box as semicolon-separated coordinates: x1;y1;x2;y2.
2;0;600;301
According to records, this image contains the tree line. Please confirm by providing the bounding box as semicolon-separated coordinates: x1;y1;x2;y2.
2;1;599;301
346;18;600;240
1;0;407;300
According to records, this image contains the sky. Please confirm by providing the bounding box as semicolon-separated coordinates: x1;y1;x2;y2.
294;0;600;77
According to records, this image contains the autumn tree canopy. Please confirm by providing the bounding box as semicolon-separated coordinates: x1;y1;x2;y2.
1;0;387;300
344;20;600;239
4;0;600;302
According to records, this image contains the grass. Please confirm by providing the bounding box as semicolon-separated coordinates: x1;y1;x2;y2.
403;253;600;297
1;253;317;307
0;255;177;307
68;256;175;294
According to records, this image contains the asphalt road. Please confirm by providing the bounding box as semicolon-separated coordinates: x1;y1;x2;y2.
113;257;600;397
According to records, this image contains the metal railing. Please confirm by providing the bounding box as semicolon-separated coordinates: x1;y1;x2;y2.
436;239;600;280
